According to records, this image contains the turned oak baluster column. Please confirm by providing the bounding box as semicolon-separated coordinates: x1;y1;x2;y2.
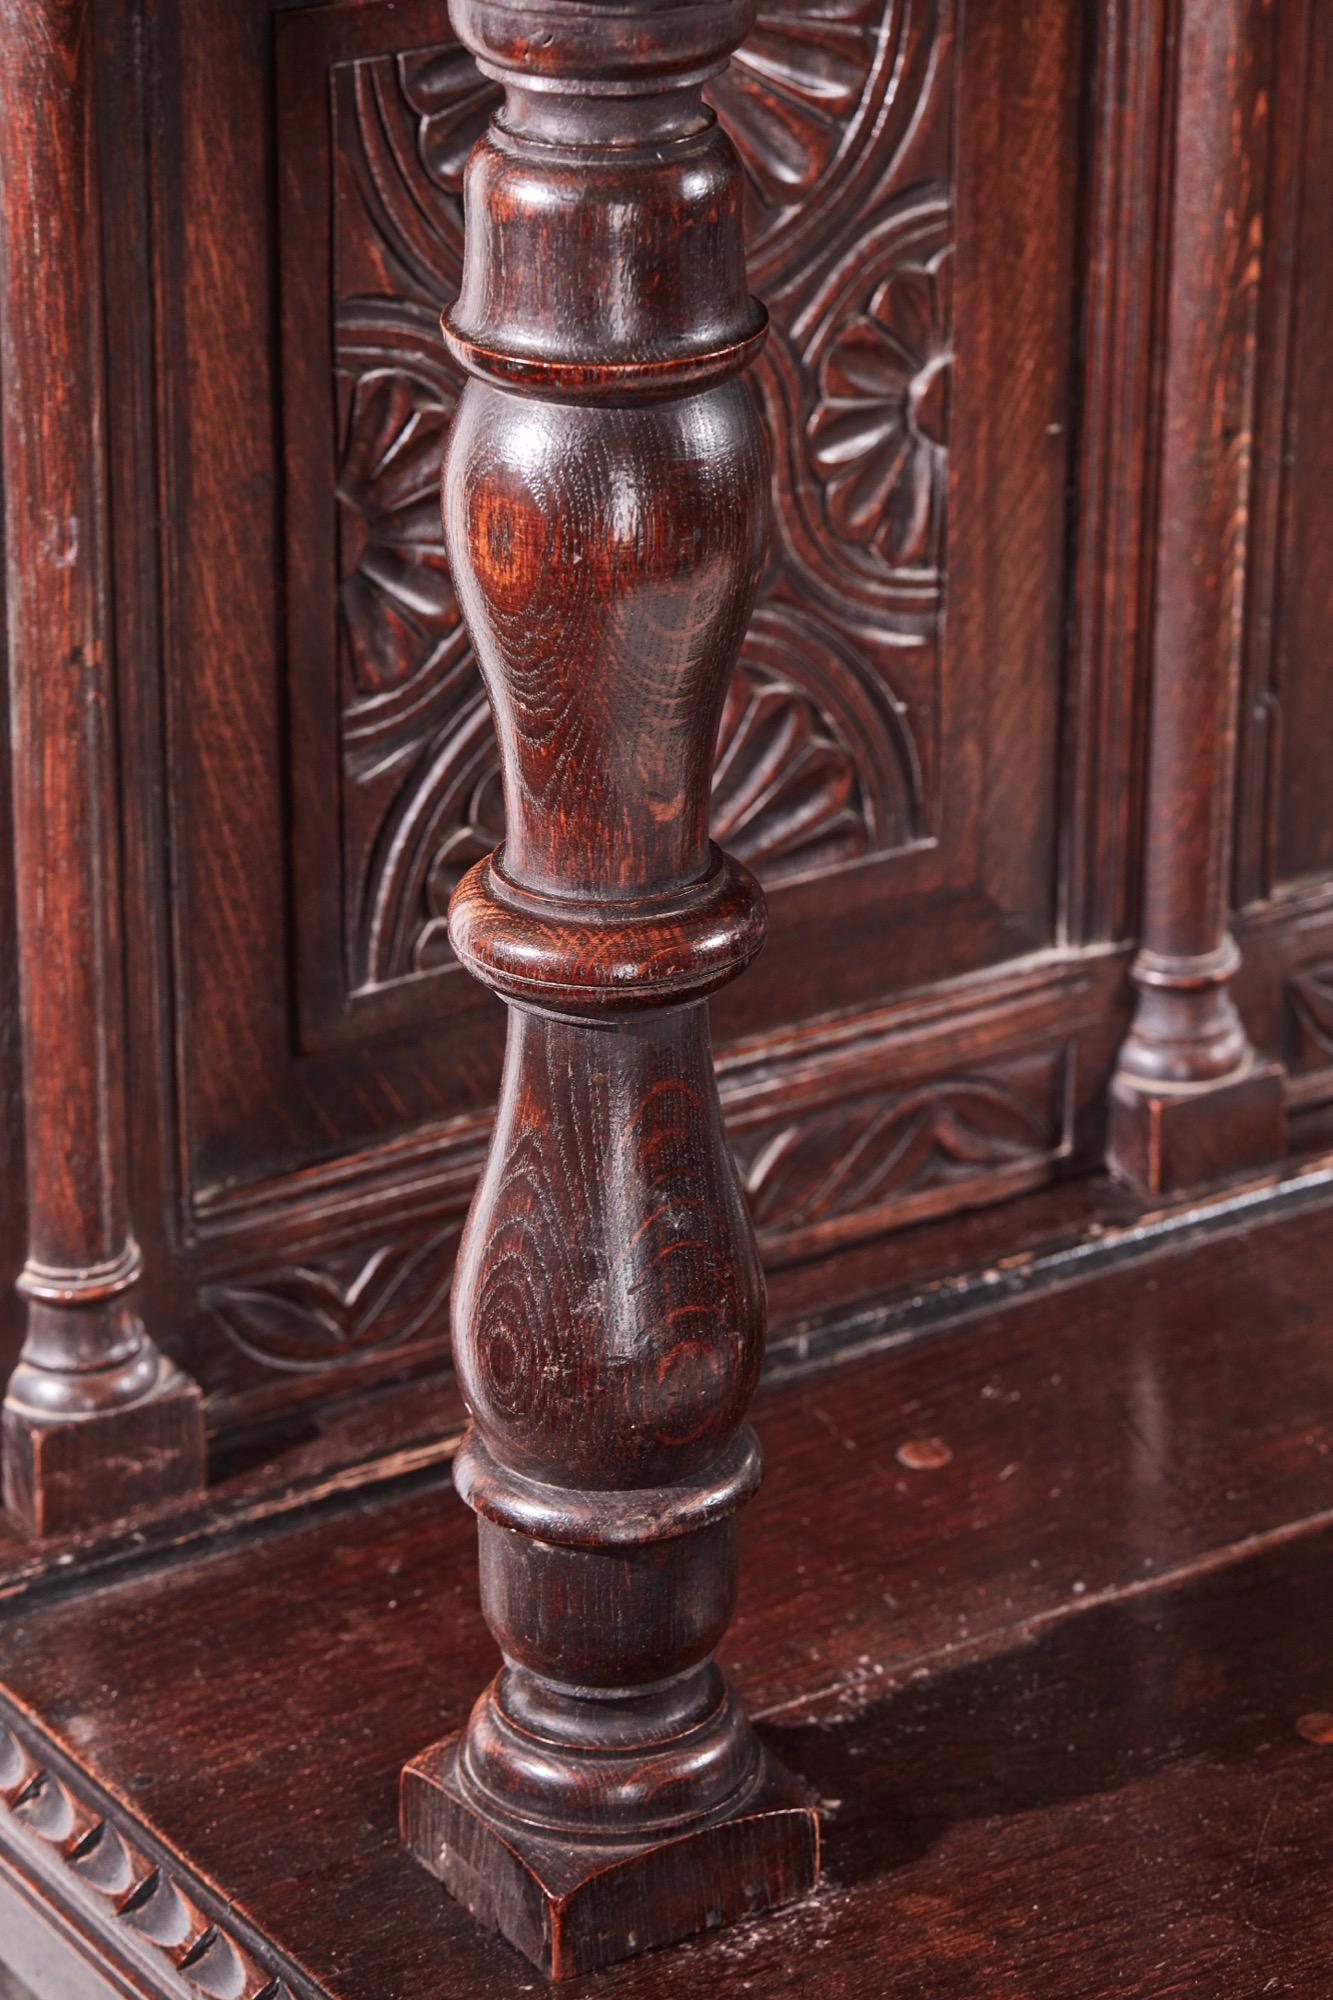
399;0;819;1975
1107;0;1285;1196
0;0;205;1535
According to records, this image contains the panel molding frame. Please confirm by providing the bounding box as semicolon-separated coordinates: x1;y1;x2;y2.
1232;0;1318;908
83;0;1175;1434
185;944;1130;1418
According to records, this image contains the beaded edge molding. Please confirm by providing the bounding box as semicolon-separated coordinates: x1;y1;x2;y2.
0;1711;313;2000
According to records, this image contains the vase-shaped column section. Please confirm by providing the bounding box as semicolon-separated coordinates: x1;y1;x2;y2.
399;0;820;1977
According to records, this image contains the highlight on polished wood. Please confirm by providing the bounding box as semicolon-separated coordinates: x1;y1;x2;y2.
395;0;820;1974
6;0;1333;1991
1106;0;1286;1196
0;0;205;1538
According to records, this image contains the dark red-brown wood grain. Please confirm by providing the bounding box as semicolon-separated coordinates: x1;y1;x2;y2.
0;0;205;1535
1107;0;1286;1195
5;1198;1333;1996
394;1;819;1971
3;0;1330;1517
3;0;1333;1980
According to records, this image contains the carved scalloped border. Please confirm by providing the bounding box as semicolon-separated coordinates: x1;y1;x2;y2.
0;1713;307;2000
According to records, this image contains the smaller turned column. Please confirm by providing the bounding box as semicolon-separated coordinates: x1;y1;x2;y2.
1108;0;1285;1196
0;0;205;1536
399;0;818;1976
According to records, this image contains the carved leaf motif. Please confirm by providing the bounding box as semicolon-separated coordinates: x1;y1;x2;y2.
716;599;921;872
739;1076;1049;1233
709;0;882;228
416;753;506;971
357;692;500;985
204;1226;460;1373
321;22;947;995
713;662;866;874
808;244;953;569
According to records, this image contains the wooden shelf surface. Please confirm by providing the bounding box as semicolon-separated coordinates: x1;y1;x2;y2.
3;1191;1333;1996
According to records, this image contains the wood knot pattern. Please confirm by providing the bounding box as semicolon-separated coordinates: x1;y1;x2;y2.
399;0;820;1969
450;1005;767;1490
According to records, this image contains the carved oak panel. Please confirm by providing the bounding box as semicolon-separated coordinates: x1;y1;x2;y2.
283;3;949;1025
1249;0;1333;897
735;1044;1072;1263
141;0;1086;1411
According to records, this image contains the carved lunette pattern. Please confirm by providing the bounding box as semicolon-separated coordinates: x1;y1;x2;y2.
0;1719;298;2000
202;1049;1062;1374
711;0;915;271
737;1067;1058;1236
356;598;920;984
202;1219;462;1373
313;2;952;995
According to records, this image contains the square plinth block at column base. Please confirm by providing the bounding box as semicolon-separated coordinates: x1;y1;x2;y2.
1108;1060;1287;1198
1;1368;206;1539
401;1735;821;1979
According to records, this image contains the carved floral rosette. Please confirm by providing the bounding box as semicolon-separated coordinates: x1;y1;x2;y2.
324;0;953;990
